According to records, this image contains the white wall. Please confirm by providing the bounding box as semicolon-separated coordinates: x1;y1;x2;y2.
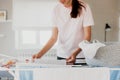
0;0;119;57
0;0;15;56
118;0;120;40
118;0;120;11
85;0;119;42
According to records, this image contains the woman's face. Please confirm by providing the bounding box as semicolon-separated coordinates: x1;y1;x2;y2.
59;0;72;7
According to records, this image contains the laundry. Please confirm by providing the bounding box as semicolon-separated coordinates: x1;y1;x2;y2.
79;40;106;59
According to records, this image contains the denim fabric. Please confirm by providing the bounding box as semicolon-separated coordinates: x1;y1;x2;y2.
110;70;120;80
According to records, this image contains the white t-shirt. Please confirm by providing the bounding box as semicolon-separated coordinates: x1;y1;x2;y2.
52;2;94;58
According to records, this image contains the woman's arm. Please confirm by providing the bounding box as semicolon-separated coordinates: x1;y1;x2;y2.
83;26;91;41
32;27;58;59
66;26;91;63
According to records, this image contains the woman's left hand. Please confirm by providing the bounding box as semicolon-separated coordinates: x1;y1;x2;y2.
66;55;76;65
66;48;81;65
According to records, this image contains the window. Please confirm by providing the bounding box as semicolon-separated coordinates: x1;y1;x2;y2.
22;30;37;44
15;28;58;49
13;0;58;49
40;31;52;46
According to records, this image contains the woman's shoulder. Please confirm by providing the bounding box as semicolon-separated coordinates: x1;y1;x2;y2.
54;2;63;9
53;2;63;11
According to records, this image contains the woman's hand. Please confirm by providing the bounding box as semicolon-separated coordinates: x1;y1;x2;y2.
66;48;82;65
32;53;42;61
32;54;39;59
66;55;76;65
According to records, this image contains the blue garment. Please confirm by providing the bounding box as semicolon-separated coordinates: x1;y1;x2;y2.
19;71;33;80
110;70;120;80
19;66;34;80
18;66;47;80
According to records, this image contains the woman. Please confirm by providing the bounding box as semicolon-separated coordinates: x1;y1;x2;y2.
32;0;94;64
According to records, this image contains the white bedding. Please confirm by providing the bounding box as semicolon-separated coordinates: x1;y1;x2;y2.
34;68;110;80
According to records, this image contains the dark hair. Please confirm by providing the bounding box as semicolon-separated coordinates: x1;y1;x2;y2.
70;0;85;18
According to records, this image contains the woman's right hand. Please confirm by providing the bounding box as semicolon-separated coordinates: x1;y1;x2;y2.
32;53;41;60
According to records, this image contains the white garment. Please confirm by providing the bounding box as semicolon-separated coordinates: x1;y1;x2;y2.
0;54;17;66
52;2;94;58
79;40;106;59
34;68;110;80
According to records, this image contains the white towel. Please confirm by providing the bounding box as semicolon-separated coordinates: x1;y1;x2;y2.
34;68;110;80
79;40;105;59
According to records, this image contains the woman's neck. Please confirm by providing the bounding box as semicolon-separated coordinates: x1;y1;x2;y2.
64;4;72;9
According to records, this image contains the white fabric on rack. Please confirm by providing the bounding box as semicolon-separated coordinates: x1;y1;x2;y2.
79;40;105;59
0;54;18;66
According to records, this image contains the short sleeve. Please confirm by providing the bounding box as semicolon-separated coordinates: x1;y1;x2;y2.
83;4;94;27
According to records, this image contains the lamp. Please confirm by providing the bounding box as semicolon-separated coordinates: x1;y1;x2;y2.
105;23;111;42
